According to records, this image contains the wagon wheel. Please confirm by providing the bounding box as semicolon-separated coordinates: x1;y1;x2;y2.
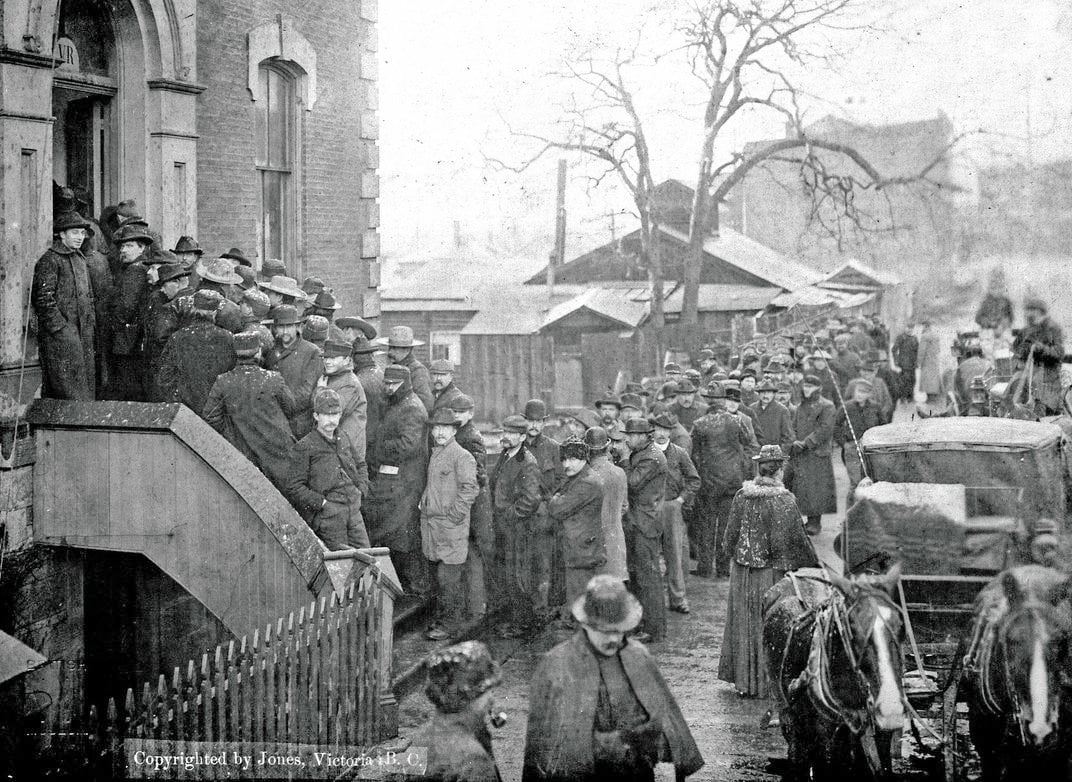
941;646;967;782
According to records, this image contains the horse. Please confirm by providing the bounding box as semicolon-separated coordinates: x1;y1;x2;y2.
963;565;1072;781
762;564;905;781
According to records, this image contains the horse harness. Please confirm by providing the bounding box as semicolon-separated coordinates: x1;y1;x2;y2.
777;572;902;777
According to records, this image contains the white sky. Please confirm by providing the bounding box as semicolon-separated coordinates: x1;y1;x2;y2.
378;0;1072;260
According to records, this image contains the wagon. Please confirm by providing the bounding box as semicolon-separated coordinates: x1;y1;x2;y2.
841;417;1070;780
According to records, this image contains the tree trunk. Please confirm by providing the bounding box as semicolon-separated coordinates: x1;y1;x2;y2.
649;229;664;328
683;169;713;326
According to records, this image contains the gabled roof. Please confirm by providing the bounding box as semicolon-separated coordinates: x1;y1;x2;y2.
818;259;901;290
663;284;782;314
542;286;651;330
657;225;823;291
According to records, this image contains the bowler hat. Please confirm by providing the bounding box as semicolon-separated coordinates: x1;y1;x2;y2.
663;362;682;374
584;426;610;450
156;263;190;285
428;407;460;427
201;258;243;285
594;396;622;410
754;444;789;463
376;325;424;349
172;236;203;255
113;223;153;245
220;247;251;268
313;388;342;415
572;574;642;632
624;418;654;434
424;641;502;714
449;393;475;412
650;411;679;430
233;331;261;357
311;290;341;310
336;316;378;341
559;436;588;461
270;304;302;326
502;414;528;433
260;275;307;300
53;211;91;233
323;338;354;359
756;379;778;393
676;379;697;394
430;359;454;374
658;381;679;399
702;382;726;400
523;398;548;420
193;289;223;312
619;393;644;411
383;364;411;383
261;258;287;279
351;334;384;355
303;315;330;343
802;374;822;387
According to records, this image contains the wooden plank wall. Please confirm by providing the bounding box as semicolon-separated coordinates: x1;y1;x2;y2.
456;334;554;425
33;429;316;641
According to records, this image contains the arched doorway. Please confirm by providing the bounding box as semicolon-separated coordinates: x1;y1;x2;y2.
51;0;119;220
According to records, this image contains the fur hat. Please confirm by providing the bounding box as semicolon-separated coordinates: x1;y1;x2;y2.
313;388;342;415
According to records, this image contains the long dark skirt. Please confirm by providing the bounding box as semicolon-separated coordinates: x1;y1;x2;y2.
718;561;783;697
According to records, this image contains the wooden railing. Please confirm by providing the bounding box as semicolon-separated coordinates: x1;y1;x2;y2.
7;562;398;779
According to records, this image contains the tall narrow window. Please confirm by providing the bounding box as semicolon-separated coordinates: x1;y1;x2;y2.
256;64;299;270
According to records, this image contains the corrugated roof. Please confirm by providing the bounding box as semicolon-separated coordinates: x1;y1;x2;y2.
659;225;823;291
663;284;782;313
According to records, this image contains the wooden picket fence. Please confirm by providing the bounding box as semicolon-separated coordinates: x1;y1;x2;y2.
13;566;393;779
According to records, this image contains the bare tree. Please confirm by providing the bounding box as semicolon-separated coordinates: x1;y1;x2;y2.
488;49;670;326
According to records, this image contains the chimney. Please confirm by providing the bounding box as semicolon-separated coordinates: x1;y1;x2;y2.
453;220;463;249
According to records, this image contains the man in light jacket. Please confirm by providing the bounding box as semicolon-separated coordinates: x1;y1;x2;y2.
421;407;479;640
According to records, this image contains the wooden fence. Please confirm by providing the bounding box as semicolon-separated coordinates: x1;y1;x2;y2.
9;566;394;779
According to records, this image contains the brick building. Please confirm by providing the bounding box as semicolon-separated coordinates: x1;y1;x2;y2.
0;0;380;403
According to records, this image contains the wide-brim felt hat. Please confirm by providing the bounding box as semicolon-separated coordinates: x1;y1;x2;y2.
113;223;153;244
572;574;643;632
351;335;384;355
311;290;341;310
375;325;425;348
220;247;252;267
336;315;378;341
54;211;91;233
172;236;203;255
260;275;308;300
156;263;190;284
201;258;243;285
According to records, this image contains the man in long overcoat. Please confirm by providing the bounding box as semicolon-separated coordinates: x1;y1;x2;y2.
156;290;236;414
452;393;494;622
1013;295;1066;415
284;388;370;551
653;412;700;615
489;415;542;636
31;212;97;400
892;325;919;402
691;383;752;578
585;426;629;583
548;437;606;614
365;363;429;594
202;331;298;490
523;398;563;617
105;222;152;400
350;334;385;453
623;417;668;643
788;375;838;535
379;326;434;412
143;262;191;401
265;304;322;439
421;407;479;640
523;575;703;782
316;338;368;461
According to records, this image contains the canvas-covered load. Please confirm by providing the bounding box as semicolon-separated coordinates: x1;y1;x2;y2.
861;419;1067;525
843;482;1017;575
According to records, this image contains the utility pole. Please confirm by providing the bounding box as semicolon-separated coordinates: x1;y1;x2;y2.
547;158;567;295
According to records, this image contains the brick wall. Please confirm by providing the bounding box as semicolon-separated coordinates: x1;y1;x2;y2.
195;0;379;320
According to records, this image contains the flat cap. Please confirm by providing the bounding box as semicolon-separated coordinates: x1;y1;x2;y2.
449;393;475;412
313;388;341;415
428;408;459;427
233;331;261;356
502;415;528;433
430;359;455;374
384;364;411;383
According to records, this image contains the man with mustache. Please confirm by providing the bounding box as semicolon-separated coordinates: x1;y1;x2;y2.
265;304;322;439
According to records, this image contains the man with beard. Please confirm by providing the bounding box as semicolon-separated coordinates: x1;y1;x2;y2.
489;415;542;637
378;325;434;412
623;417;668;643
594;395;622;428
788;375;837;535
105;222;152;399
202;331;298;489
1012;295;1066;415
143;262;191;401
31;211;97;400
365;364;430;594
430;359;464;414
265;304;322;439
523;398;563;620
585;426;629;584
691;382;751;578
316;338;368;462
451;393;494;623
651;412;700;615
421;407;479;641
156;290;236;414
548;436;606;616
669;379;706;431
523;576;703;782
284;388;370;551
750;379;794;453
